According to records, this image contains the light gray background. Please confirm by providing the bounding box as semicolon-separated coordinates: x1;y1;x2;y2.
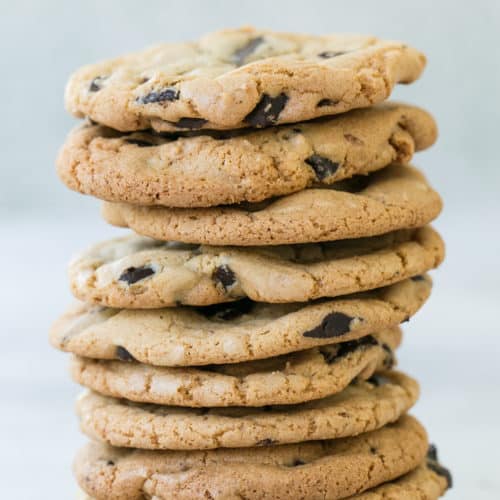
1;1;499;498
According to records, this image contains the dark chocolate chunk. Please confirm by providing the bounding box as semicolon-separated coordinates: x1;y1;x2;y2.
427;444;439;461
303;312;359;339
137;88;180;104
124;138;155;147
232;37;264;66
305;154;340;181
369;446;378;455
317;98;339;107
172;117;208;130
320;335;378;364
196;298;254;321
411;274;426;282
89;76;107;92
115;346;136;362
212;265;236;290
256;438;278;446
244;93;289;127
427;461;453;489
318;51;347;58
381;343;395;369
118;266;155;285
367;374;392;387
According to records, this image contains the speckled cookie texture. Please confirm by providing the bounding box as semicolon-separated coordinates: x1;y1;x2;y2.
101;165;442;246
57;103;437;208
77;370;418;450
65;27;426;133
68;226;443;308
71;326;400;407
51;276;431;366
74;415;428;499
352;445;452;499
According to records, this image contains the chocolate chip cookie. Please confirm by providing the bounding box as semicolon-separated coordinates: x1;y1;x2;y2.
58;103;436;207
65;28;426;132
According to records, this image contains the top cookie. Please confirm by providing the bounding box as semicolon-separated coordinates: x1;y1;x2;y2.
65;27;426;132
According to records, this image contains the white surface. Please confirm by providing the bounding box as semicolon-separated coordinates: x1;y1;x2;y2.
1;0;500;498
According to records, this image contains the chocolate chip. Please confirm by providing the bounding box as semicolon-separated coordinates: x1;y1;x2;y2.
118;266;155;285
411;275;426;282
427;444;438;461
369;446;378;454
171;117;208;130
116;346;136;362
305;155;340;181
318;51;347;58
244;93;289;127
137;88;180;104
256;438;277;446
232;37;264;66
303;312;359;339
212;265;236;290
367;374;392;387
106;460;115;466
320;335;378;364
124;138;155;147
381;343;395;369
196;298;254;321
427;461;453;489
291;459;305;466
317;98;339;107
89;76;107;92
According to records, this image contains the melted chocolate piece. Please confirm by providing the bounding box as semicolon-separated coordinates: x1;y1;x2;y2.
303;312;359;339
115;346;136;362
427;444;438;461
317;98;339;107
318;51;347;58
118;266;155;285
244;93;289;127
196;298;254;321
172;117;208;130
233;37;264;66
320;335;378;364
212;265;236;290
89;76;106;92
305;154;340;181
427;461;453;489
137;88;180;104
411;274;426;282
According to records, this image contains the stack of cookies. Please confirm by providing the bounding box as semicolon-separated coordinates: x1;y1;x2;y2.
51;28;453;499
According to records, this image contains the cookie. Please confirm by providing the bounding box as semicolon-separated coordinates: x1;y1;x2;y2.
71;326;400;407
76;462;450;500
352;445;452;499
50;276;431;366
76;370;418;450
65;27;426;133
74;415;427;499
102;165;442;246
68;227;443;308
57;103;437;208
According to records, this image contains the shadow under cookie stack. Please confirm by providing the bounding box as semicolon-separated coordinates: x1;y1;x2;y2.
51;28;453;499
